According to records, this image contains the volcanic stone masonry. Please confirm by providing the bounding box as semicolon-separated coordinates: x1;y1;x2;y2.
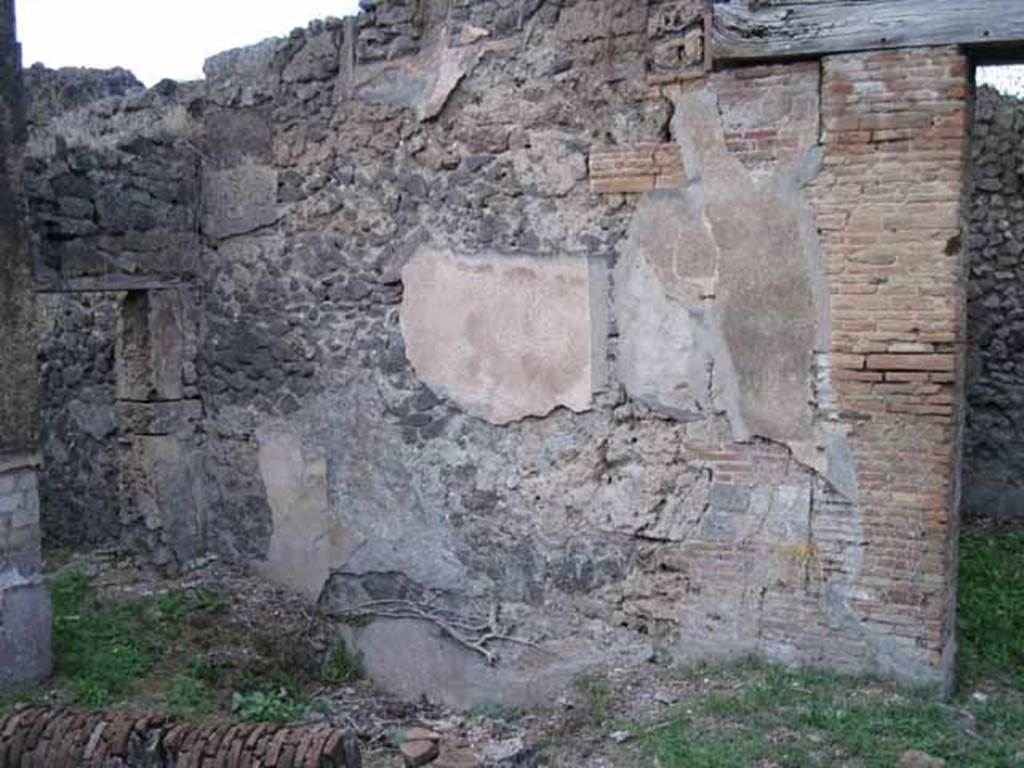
18;0;973;706
964;84;1024;524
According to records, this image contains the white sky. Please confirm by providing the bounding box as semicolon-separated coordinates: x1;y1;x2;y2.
17;3;1024;97
18;0;361;86
978;65;1024;98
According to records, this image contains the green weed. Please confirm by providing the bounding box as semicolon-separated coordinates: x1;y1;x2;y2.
319;639;363;686
575;674;614;726
231;687;305;723
191;587;226;614
49;569;317;720
467;701;525;724
631;525;1024;767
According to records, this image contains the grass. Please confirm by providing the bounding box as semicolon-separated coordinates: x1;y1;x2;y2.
957;524;1024;692
164;673;217;721
576;673;614;726
639;661;1023;767
47;569;320;721
50;570;171;706
630;523;1024;767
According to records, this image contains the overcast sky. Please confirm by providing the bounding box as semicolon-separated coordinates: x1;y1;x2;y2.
978;65;1024;97
16;2;1024;97
18;0;360;86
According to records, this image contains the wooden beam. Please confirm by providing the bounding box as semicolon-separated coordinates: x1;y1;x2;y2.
33;275;189;294
712;0;1024;64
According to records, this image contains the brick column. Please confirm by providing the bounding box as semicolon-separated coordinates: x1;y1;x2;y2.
812;46;969;686
0;0;51;688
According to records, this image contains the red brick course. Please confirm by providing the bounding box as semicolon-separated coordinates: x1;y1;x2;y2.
589;142;685;193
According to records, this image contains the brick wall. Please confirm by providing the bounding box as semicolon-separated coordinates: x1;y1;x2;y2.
589;142;685;193
714;61;821;170
811;46;969;683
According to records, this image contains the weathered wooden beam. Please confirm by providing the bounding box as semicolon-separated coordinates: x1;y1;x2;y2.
712;0;1024;64
33;275;188;294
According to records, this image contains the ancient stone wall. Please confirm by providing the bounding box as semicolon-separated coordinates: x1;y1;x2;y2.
964;85;1024;522
0;0;51;689
36;292;122;549
23;0;969;705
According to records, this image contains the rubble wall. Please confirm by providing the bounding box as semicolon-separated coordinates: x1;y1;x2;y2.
23;0;969;705
964;85;1024;522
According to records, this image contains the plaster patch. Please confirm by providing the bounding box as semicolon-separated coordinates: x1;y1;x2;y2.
613;232;710;420
614;73;829;443
257;430;352;601
400;247;604;425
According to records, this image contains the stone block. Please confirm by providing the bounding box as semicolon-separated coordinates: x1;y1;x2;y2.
201;163;278;239
352;36;482;122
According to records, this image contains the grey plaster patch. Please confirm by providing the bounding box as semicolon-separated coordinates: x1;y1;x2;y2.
201;163;278;239
615;242;706;420
400;246;605;425
0;581;52;689
336;617;654;709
